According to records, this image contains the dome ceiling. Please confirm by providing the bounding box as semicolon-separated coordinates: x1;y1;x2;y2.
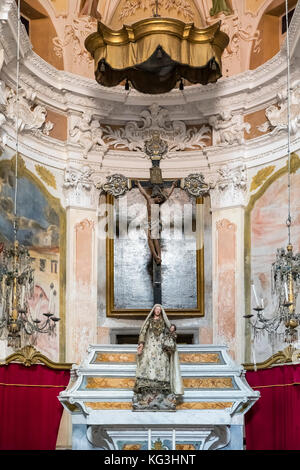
18;0;297;81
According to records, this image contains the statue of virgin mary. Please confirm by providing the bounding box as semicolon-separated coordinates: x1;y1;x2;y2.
132;304;183;411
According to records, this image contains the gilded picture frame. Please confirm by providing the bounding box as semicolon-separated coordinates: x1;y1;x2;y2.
105;191;205;318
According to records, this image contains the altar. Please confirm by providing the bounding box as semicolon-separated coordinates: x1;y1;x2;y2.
59;344;259;451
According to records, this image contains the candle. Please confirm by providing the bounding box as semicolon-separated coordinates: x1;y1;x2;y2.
284;282;289;302
251;282;259;307
261;298;264;309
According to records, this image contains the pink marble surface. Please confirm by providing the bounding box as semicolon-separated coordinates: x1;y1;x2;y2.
97;326;110;344
73;218;95;363
75;219;94;288
199;326;213;344
216;219;236;357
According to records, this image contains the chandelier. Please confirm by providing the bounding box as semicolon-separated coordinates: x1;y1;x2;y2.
0;1;60;349
245;0;300;345
0;239;60;349
85;4;229;94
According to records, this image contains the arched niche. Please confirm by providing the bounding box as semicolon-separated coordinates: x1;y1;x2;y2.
249;0;297;70
20;0;64;70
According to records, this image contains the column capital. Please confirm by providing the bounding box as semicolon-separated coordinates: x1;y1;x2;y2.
63;165;104;210
209;164;247;211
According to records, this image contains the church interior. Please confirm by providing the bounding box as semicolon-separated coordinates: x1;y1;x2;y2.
0;0;300;452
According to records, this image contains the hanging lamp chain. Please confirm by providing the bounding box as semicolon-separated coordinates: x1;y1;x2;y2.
14;0;21;242
285;0;292;245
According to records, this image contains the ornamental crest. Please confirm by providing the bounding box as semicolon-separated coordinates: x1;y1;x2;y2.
102;104;210;154
102;174;128;198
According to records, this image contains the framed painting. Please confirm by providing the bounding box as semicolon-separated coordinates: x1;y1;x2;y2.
104;186;205;318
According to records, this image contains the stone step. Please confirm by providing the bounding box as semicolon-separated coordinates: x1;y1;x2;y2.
60;344;259;418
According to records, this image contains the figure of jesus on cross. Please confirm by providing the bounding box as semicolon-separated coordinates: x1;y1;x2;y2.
136;180;177;264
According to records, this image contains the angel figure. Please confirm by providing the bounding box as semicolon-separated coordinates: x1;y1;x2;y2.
70;111;107;160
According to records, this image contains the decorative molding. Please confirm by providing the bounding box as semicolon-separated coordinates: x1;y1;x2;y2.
210;165;247;210
3;86;53;135
86;426;115;450
209;112;251;146
0;345;72;369
63;165;103;209
258;80;300;135
102;104;211;153
69;111;108;162
243;345;300;371
182;173;210;197
102;174;129;198
203;425;230;451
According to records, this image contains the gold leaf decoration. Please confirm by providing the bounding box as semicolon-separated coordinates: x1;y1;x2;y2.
35;164;57;189
289;153;300;173
10;153;26;174
0;345;72;370
250;165;275;192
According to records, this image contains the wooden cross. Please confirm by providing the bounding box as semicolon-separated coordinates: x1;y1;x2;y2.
133;133;178;304
153;0;160;17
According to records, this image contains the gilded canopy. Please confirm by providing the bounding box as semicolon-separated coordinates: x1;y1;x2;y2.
85;17;229;94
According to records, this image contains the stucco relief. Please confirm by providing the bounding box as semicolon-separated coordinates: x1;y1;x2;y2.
204;0;261;76
102;103;211;153
3;87;53;136
209;112;251;146
69;111;108;162
53;15;96;68
210;165;247;210
258;80;300;135
63;165;103;209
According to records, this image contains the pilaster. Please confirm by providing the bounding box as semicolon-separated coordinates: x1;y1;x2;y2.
63;165;100;363
210;165;247;362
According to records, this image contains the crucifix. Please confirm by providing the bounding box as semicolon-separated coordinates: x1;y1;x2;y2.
134;131;178;304
153;0;161;17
